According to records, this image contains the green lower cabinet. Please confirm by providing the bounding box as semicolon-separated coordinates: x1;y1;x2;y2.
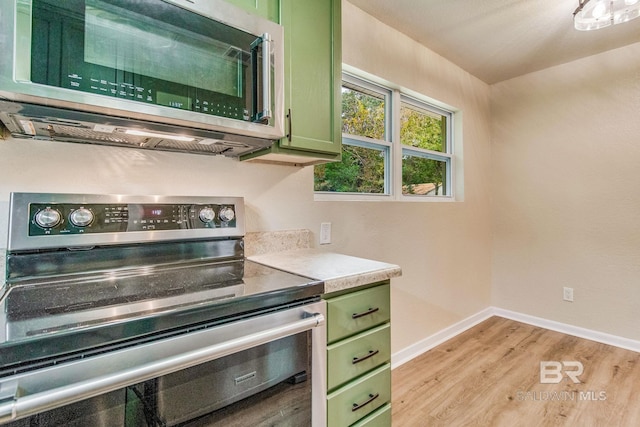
352;404;392;427
327;364;391;427
327;324;391;390
326;284;391;343
325;282;392;426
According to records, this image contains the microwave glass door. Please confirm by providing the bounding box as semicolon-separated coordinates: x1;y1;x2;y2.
30;0;271;124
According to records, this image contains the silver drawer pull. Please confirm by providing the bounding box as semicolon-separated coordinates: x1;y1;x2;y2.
352;349;379;365
351;393;379;412
352;307;379;319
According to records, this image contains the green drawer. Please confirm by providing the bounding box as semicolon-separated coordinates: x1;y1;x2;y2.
326;283;390;343
351;403;391;427
327;364;391;427
327;323;391;391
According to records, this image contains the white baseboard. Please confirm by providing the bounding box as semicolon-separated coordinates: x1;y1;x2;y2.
390;307;494;369
492;307;640;353
391;306;640;369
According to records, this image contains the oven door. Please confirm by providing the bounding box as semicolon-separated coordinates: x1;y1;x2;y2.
0;300;326;427
0;0;284;140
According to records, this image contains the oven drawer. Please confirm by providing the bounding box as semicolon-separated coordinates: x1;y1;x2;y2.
326;283;390;343
327;323;391;391
152;332;308;426
326;363;391;427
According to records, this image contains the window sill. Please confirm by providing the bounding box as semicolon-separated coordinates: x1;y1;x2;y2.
313;192;457;203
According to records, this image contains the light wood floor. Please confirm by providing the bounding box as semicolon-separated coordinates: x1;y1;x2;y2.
392;316;640;426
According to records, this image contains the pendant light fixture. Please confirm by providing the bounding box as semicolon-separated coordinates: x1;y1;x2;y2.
574;0;640;30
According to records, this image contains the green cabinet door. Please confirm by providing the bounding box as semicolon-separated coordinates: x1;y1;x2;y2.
327;364;391;427
223;0;280;22
242;0;342;164
326;283;391;344
281;0;341;155
327;324;391;391
352;404;392;427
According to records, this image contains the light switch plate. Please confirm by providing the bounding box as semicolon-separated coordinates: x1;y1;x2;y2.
320;222;331;245
563;287;574;302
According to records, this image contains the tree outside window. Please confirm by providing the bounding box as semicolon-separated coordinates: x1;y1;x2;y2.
400;101;450;196
314;74;453;199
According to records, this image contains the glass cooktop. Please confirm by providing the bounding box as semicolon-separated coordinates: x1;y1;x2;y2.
0;260;323;375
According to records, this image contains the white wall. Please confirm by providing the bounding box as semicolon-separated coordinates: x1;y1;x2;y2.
0;2;493;358
0;139;319;241
491;42;640;341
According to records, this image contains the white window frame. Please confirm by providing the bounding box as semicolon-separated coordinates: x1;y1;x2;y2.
397;94;454;198
314;71;459;202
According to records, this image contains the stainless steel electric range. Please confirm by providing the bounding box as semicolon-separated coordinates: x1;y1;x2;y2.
0;193;326;426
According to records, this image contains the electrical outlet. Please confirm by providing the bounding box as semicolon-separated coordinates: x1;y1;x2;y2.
320;222;331;245
563;287;574;302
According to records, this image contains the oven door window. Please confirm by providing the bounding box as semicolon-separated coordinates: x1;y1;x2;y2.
1;332;312;427
129;332;311;426
30;0;268;122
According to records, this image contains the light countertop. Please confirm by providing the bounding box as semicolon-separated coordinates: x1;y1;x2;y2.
248;248;402;294
0;249;402;294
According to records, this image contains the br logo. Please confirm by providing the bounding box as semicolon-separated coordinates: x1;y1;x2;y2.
540;361;584;384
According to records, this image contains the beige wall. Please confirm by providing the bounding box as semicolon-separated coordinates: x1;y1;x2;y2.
8;0;633;363
0;1;494;360
341;1;493;353
491;42;640;341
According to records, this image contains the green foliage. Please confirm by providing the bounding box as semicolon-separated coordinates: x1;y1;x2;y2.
402;155;446;195
314;86;447;195
314;145;384;193
314;87;385;192
400;106;445;152
341;88;385;140
400;106;447;194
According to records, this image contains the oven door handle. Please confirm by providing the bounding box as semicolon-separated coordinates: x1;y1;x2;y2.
0;307;325;424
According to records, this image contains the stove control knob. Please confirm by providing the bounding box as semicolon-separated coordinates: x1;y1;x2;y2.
199;207;216;223
35;207;62;228
219;207;235;222
70;208;94;227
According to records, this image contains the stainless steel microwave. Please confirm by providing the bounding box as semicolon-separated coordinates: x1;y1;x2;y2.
0;0;285;156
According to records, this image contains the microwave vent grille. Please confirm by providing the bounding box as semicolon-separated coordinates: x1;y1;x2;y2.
155;140;250;155
0;101;273;157
40;123;248;155
51;124;147;145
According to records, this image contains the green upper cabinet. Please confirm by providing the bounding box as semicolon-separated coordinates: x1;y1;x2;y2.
222;0;280;22
241;0;342;165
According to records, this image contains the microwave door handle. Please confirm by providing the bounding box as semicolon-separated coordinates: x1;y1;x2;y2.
261;33;272;121
251;33;272;123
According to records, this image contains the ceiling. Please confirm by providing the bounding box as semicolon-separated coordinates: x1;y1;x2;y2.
347;0;640;84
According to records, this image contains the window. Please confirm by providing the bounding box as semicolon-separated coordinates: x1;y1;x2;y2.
314;78;391;194
314;73;456;200
400;98;452;196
